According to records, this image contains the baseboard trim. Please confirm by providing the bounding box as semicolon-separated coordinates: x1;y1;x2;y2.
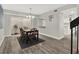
40;33;64;40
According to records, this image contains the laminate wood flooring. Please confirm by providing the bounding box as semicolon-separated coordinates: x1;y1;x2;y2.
0;35;77;54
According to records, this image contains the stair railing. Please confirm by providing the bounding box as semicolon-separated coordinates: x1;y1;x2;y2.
70;17;79;54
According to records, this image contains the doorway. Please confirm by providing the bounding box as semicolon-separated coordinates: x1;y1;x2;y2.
61;8;78;37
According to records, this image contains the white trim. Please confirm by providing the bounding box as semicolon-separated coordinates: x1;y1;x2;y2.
40;33;64;40
3;9;38;17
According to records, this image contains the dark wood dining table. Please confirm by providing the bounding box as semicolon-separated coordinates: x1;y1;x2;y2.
19;28;39;44
25;30;39;41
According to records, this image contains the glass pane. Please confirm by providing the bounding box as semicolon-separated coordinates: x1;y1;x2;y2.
0;5;3;29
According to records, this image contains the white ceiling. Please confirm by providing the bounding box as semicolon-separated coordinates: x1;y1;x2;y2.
2;4;66;15
61;8;77;18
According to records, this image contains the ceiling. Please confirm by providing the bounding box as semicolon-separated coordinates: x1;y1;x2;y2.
61;7;77;20
2;4;66;15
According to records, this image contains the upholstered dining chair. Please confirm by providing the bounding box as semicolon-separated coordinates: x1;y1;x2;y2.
19;28;29;44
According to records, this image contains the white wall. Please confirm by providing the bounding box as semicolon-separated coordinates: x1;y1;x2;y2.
32;5;78;40
4;14;33;35
10;16;32;34
32;11;64;40
4;15;11;35
38;12;64;40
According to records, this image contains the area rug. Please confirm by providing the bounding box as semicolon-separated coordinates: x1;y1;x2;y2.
18;38;45;49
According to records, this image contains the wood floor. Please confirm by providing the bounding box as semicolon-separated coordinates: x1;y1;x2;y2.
0;35;77;54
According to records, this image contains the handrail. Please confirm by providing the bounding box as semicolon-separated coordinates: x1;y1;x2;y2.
70;17;79;54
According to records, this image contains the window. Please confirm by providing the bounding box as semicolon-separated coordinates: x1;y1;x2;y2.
42;20;46;27
0;5;3;29
39;19;46;28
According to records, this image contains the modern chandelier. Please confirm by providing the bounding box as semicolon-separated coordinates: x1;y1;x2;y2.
26;8;35;19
